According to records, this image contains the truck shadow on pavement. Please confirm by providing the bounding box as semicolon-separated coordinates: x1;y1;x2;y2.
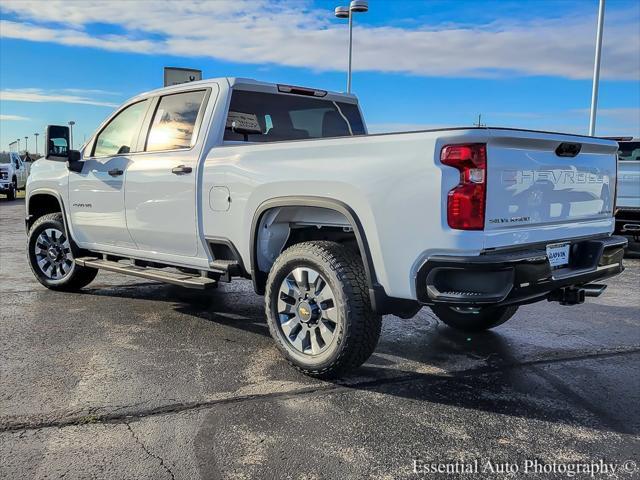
83;281;639;437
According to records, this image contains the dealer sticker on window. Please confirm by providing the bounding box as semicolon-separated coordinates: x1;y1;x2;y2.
546;242;570;268
225;111;262;133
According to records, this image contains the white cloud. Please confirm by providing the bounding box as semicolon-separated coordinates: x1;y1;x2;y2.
0;88;118;107
61;88;120;96
0;0;638;80
0;114;30;121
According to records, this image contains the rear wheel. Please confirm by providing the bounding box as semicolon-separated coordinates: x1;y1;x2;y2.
431;304;518;332
265;241;381;378
27;213;98;291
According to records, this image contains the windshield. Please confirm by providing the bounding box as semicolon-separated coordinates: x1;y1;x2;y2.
618;141;640;161
223;90;365;143
0;158;10;164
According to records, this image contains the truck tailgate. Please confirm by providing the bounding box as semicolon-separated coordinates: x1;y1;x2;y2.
483;131;617;247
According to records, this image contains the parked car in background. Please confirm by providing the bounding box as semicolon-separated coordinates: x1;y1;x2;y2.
0;152;28;200
614;138;640;244
24;77;626;377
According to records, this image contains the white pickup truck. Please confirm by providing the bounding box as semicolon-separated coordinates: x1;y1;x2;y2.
614;138;640;241
1;152;28;200
25;77;626;377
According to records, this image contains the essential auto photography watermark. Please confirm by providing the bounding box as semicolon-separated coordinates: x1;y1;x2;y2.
413;459;638;477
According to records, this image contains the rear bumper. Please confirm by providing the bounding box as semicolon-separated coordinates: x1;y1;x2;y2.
416;235;627;307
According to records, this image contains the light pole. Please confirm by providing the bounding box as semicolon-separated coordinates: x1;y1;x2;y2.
34;133;39;155
24;136;29;153
334;0;368;93
16;138;20;152
589;0;605;136
68;121;75;150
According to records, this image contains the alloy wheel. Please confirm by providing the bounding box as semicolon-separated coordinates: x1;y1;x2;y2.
277;267;339;356
34;227;74;280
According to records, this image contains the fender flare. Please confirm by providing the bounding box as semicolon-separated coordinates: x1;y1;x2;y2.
26;188;68;235
249;196;378;294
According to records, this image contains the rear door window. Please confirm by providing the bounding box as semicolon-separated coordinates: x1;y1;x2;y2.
145;90;207;152
223;90;365;143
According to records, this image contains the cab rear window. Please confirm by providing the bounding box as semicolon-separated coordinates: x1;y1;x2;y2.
618;142;640;161
223;90;365;143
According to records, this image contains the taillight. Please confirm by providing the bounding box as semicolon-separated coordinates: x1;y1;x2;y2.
441;143;487;230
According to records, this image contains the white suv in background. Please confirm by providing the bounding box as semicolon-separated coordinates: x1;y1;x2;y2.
0;152;27;200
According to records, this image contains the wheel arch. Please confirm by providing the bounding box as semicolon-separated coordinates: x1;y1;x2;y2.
250;196;378;296
26;190;66;233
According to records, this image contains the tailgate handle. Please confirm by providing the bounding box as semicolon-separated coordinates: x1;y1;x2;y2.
555;142;582;158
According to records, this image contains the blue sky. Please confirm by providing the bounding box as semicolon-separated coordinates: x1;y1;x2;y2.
1;0;639;152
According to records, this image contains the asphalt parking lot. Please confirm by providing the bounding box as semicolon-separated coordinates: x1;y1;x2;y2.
1;197;639;479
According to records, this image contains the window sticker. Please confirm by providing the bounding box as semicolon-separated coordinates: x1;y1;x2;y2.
226;111;262;133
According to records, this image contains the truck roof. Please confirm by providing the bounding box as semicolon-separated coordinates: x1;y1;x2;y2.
135;77;359;104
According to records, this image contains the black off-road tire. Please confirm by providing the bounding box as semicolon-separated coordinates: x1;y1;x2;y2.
431;304;518;332
265;241;382;378
6;180;16;200
27;213;98;291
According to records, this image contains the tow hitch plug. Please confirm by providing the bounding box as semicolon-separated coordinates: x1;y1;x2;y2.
548;284;607;305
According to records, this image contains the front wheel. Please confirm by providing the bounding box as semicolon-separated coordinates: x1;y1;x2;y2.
265;241;381;378
431;305;518;332
6;181;16;200
27;213;98;291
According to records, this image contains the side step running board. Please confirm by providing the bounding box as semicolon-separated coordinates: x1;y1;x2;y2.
76;257;218;290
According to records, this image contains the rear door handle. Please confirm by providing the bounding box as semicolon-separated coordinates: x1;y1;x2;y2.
108;168;124;177
172;165;192;175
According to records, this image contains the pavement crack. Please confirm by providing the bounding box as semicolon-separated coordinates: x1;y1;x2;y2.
2;345;639;434
125;421;175;480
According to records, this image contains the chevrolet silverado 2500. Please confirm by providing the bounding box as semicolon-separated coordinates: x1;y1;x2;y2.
25;77;627;377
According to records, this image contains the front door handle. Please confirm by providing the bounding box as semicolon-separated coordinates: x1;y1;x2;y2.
108;168;124;177
172;165;192;175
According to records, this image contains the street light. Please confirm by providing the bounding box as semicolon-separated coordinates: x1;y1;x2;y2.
589;0;606;136
24;136;29;153
68;121;76;150
334;0;369;93
16;138;20;152
34;133;39;155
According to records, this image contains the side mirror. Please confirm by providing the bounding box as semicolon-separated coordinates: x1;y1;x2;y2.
46;125;83;172
46;125;70;160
